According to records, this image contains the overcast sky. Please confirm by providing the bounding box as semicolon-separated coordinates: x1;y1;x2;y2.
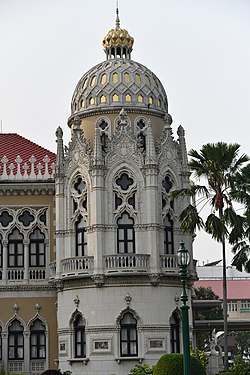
0;0;249;265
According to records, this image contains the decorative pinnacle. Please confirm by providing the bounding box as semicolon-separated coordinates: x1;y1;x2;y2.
115;1;120;28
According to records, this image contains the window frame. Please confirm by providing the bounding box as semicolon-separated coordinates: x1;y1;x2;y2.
29;229;46;267
74;315;86;358
8;229;24;268
120;312;138;357
117;213;135;254
8;320;24;360
75;217;87;257
163;215;174;255
30;319;46;360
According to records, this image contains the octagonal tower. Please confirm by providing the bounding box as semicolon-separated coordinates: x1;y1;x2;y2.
54;8;195;375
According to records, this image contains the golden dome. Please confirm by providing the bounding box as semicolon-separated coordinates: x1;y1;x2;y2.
102;8;134;58
102;27;134;51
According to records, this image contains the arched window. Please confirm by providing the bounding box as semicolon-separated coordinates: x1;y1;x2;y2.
163;215;174;254
117;213;135;254
120;312;138;357
170;311;180;353
74;315;86;358
8;229;24;267
30;319;46;359
75;217;87;256
29;229;45;267
8;320;24;359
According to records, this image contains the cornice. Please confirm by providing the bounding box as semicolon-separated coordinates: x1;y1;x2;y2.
0;181;55;196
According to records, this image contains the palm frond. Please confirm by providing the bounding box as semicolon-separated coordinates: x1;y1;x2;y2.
205;214;227;242
179;205;204;233
231;241;250;272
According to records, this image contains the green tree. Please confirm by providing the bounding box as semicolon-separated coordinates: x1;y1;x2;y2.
172;142;249;368
235;331;250;356
230;164;250;272
194;286;223;320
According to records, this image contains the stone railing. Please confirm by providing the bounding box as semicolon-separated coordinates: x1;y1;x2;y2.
160;254;178;272
0;155;55;180
104;254;150;273
61;256;94;276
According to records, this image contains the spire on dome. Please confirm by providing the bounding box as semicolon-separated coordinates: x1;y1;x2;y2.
115;2;120;28
102;5;134;60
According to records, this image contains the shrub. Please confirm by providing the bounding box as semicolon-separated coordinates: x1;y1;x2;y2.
128;363;154;374
154;353;206;375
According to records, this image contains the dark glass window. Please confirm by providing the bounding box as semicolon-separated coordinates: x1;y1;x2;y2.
8;320;24;359
164;215;174;254
120;312;138;357
30;319;46;359
137;132;146;151
8;229;24;267
74;177;86;194
39;212;46;225
117;213;135;254
74;315;86;358
29;229;45;267
115;194;122;209
128;194;135;209
163;215;174;254
19;210;34;226
76;217;87;256
116;173;133;190
99;120;108;130
137;119;145;130
170;312;180;353
0;211;13;227
162;176;173;193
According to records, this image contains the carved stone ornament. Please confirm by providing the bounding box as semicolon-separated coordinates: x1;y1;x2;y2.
13;303;19;313
74;295;80;308
174;294;180;307
91;274;105;287
149;273;162;286
35;303;41;312
125;292;132;305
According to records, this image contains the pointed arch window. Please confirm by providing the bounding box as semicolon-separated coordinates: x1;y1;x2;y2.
74;315;86;358
8;229;24;267
170;311;180;353
30;319;46;359
120;312;138;357
8;320;24;359
117;212;135;254
76;217;87;256
29;228;45;267
164;215;174;254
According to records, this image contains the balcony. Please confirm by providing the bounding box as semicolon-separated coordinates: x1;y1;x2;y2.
104;254;150;273
160;254;178;273
61;256;94;277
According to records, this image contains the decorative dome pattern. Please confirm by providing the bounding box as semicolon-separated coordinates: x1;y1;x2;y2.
71;59;168;116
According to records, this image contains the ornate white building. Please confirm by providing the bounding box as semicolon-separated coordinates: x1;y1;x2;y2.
53;9;195;375
0;8;196;375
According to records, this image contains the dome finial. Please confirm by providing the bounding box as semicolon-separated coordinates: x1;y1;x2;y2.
115;1;120;28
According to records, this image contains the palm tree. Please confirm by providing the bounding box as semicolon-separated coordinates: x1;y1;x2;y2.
230;164;250;272
173;142;249;368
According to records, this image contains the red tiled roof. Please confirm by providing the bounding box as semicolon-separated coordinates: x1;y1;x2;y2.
195;279;250;300
0;133;56;176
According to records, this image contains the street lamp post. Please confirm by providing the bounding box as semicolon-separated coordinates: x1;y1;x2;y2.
177;241;191;375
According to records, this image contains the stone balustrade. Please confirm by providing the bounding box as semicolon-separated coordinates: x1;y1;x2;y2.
104;254;150;273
